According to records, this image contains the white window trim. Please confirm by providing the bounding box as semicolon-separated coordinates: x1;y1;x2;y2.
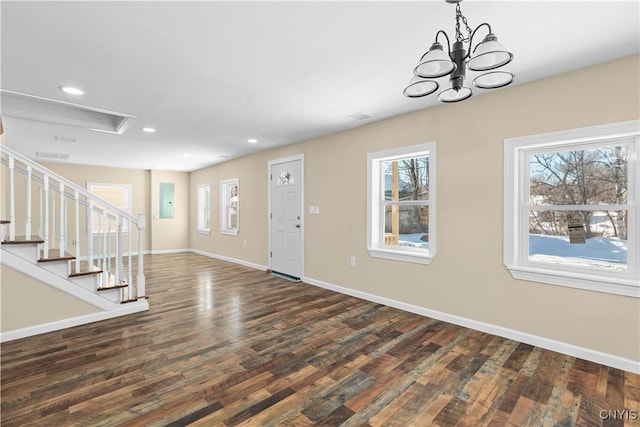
367;142;436;265
87;182;133;234
196;183;211;234
504;120;640;297
220;178;239;236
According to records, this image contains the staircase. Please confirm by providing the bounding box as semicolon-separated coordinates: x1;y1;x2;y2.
1;145;149;342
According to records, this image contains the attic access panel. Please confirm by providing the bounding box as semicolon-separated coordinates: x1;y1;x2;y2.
1;90;136;134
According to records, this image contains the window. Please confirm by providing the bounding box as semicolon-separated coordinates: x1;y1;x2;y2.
220;178;239;235
196;184;211;234
504;120;639;297
367;142;436;264
87;182;132;233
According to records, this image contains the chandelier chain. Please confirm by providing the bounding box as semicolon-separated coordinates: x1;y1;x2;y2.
455;3;473;43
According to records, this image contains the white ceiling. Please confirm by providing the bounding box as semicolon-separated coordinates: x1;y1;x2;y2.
1;1;639;172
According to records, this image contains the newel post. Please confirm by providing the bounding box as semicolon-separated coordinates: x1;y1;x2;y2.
136;213;146;299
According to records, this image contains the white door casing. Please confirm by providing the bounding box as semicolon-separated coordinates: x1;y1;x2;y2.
268;155;304;279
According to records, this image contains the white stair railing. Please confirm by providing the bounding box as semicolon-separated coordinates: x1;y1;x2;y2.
1;145;146;303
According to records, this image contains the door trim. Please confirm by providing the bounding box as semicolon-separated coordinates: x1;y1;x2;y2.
267;154;305;278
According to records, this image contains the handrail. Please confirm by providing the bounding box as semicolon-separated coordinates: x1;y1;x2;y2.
0;145;137;224
2;157;122;223
1;144;146;302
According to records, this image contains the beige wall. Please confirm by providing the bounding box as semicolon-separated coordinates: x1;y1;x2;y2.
0;264;99;332
190;55;640;362
150;170;189;251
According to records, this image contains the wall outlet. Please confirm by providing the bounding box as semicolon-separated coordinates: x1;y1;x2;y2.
350;256;357;267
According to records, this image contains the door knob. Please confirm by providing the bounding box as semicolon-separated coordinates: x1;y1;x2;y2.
295;224;301;228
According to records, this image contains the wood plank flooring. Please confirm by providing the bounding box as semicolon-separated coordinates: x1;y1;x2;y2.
1;253;639;426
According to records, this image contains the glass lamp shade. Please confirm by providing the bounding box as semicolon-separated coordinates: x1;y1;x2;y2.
414;42;455;78
472;70;514;89
403;76;439;98
467;34;513;71
437;86;472;103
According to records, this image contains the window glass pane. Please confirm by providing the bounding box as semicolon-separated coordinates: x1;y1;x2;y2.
528;209;627;271
529;146;628;205
88;184;130;233
197;185;210;231
383;205;429;249
383;155;429;201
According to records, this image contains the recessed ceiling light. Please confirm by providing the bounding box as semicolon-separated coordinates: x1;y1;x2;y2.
142;127;156;133
59;86;84;95
248;138;258;144
183;153;191;157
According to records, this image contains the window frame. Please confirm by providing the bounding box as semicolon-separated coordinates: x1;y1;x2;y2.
87;182;133;234
367;142;436;264
196;183;211;234
504;120;639;297
220;178;239;236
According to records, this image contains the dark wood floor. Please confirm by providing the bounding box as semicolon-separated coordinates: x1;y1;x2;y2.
1;253;639;426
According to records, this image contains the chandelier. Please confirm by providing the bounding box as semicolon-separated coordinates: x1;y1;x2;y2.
403;0;513;103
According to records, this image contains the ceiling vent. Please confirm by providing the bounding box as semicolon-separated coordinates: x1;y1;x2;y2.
36;151;70;160
347;112;372;121
1;90;136;134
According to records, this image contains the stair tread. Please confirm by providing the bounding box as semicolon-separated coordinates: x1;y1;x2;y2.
98;283;128;291
2;236;45;244
121;296;148;304
0;220;10;224
69;261;103;277
39;249;76;262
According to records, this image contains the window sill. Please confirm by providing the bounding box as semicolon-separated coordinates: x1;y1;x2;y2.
506;265;639;298
220;229;239;236
367;247;433;265
196;229;210;235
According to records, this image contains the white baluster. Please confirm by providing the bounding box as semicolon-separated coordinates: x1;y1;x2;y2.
97;208;103;282
87;200;94;270
116;214;123;297
128;222;133;298
26;165;32;239
136;213;146;299
38;185;43;240
50;192;56;252
59;182;65;258
8;157;15;240
102;210;108;287
43;176;50;258
74;190;80;274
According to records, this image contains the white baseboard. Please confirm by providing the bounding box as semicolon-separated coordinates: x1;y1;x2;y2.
0;300;149;343
150;248;190;255
303;276;640;374
189;248;267;272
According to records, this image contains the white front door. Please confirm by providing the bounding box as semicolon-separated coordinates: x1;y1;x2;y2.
269;156;303;279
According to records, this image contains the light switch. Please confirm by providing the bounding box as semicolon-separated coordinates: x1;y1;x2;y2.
309;206;320;215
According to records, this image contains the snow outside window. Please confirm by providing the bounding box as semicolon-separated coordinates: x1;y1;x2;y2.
367;142;436;264
196;184;211;234
504;120;639;297
87;182;132;233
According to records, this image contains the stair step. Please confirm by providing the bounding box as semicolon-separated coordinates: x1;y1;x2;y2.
121;296;148;304
0;220;10;224
69;261;103;278
97;283;128;291
2;236;45;245
39;250;76;263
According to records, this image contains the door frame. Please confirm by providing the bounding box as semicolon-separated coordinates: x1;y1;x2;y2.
267;154;305;278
